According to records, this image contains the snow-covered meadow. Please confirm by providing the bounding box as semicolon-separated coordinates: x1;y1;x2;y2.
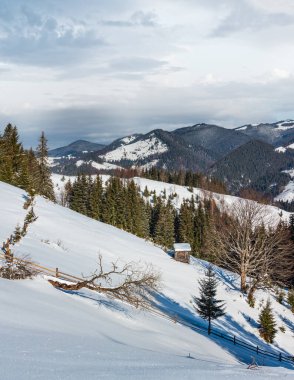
0;181;293;379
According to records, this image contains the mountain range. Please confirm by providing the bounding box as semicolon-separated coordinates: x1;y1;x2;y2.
49;120;294;200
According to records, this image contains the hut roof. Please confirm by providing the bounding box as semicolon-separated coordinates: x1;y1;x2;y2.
173;243;191;252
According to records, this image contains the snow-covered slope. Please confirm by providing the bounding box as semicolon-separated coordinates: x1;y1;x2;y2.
52;174;291;224
101;133;168;162
275;169;294;203
133;177;291;224
0;181;293;379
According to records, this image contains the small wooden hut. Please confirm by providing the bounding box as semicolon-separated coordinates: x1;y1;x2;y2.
173;243;191;264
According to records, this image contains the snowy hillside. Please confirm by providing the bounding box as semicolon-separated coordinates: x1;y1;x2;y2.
132;177;291;224
0;181;294;379
275;169;294;203
52;174;291;224
101;133;168;162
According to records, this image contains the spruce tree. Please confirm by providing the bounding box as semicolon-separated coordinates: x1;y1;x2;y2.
62;179;73;207
258;299;277;343
69;174;89;215
26;148;40;195
88;175;103;220
154;199;175;249
193;266;225;334
178;200;194;246
36;132;55;201
0;124;23;186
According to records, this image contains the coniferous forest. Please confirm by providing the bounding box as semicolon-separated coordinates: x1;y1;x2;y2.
63;174;216;256
0;124;55;201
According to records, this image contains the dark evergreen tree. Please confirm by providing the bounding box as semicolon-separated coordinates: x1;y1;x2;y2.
125;180;149;237
258;299;277;343
88;175;103;220
154;199;175;249
178;200;194;246
36;132;55;201
0;124;23;186
69;174;89;215
193;266;225;334
193;202;207;257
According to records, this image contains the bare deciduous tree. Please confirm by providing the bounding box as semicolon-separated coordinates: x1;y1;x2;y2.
207;199;294;300
49;254;161;309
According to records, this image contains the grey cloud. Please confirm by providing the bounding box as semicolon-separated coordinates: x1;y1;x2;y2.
102;10;157;27
109;57;167;72
0;5;105;67
21;5;43;26
211;0;294;37
3;76;294;148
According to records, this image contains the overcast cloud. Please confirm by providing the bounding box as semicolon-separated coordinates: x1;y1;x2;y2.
0;0;294;147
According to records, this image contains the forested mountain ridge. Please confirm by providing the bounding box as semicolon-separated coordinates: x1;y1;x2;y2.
209;140;294;196
48;120;294;176
173;123;251;159
235;120;294;147
48;121;294;202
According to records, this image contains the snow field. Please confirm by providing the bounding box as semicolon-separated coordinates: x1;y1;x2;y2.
0;180;293;379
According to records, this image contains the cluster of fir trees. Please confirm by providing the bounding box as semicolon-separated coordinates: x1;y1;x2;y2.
0;124;55;201
67;175;150;238
65;174;218;255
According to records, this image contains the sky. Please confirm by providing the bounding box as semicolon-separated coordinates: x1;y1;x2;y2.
1;0;294;148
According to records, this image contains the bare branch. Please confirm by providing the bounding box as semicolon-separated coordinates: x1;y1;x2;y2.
49;255;161;309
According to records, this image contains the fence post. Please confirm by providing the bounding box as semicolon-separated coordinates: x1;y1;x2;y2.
233;336;236;345
256;346;259;355
279;353;282;362
56;267;59;278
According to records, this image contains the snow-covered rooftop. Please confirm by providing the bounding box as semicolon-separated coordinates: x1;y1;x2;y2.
173;243;191;252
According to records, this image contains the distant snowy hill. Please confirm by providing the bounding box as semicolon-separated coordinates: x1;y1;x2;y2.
236;120;294;147
275;169;294;203
0;181;294;378
48;139;105;157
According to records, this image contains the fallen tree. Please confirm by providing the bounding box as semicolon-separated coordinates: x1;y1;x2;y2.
0;254;39;280
49;254;161;309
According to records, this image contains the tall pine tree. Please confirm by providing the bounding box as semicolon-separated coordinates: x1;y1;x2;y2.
36;132;55;201
193;266;225;334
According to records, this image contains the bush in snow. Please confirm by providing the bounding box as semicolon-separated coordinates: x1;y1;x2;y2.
276;289;285;304
0;254;38;280
287;289;294;313
12;224;22;244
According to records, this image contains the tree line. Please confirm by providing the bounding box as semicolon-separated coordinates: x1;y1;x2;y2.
62;174;217;256
0;124;55;201
114;167;228;195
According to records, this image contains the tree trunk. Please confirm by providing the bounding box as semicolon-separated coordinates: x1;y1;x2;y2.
240;271;247;293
